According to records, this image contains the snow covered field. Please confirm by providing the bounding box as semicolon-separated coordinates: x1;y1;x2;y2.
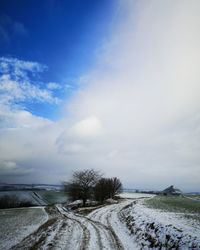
120;197;200;249
120;192;155;199
0;207;48;250
1;192;199;249
0;190;68;206
0;190;47;206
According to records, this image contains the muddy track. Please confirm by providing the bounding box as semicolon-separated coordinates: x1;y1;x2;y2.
58;206;124;250
57;207;90;250
90;204;124;249
88;200;138;250
11;200;138;250
11;206;88;250
80;214;124;250
76;213;118;249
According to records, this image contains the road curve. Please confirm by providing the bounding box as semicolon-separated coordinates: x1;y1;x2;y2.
58;205;125;250
88;200;139;250
11;199;139;250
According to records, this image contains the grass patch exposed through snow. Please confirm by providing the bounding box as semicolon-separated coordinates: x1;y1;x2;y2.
37;190;68;205
144;195;200;218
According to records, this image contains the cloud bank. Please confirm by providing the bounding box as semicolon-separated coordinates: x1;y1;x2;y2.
0;0;200;191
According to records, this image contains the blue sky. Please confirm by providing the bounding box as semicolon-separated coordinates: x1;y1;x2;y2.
0;0;116;119
0;0;200;191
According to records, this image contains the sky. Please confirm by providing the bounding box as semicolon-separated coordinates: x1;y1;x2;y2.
0;0;200;192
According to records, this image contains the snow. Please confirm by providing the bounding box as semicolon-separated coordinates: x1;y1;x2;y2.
1;193;199;249
105;198;118;204
88;200;139;249
120;199;200;249
0;190;47;205
120;192;155;199
0;207;48;250
68;199;83;206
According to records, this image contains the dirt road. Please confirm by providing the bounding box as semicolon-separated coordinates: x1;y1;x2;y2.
11;200;138;250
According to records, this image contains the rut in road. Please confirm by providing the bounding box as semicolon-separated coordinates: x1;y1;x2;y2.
11;199;139;250
58;206;124;250
11;207;88;250
88;200;139;250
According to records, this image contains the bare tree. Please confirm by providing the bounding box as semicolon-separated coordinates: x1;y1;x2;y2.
110;177;122;198
94;177;122;203
94;178;109;203
66;169;102;206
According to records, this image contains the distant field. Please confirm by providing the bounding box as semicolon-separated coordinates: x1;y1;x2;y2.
37;190;68;204
120;192;155;199
0;190;68;206
144;195;200;220
0;207;48;250
185;194;200;201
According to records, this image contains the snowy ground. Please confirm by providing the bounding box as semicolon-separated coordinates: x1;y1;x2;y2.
120;198;200;249
120;192;155;199
1;193;199;249
0;190;68;206
0;207;48;250
0;190;47;205
10;201;137;250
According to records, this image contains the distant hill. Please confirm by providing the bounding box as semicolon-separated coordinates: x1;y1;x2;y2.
0;183;62;191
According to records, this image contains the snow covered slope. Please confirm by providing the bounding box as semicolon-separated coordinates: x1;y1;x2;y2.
120;198;200;249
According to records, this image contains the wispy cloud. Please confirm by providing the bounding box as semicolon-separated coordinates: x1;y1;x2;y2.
47;82;61;90
0;57;60;107
0;57;47;80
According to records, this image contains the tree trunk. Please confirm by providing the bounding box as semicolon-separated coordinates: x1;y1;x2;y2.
83;198;86;207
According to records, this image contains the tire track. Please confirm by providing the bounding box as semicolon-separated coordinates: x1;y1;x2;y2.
92;204;124;250
47;219;84;250
57;206;90;250
59;206;124;250
74;212;117;250
12;206;88;250
88;200;137;250
11;200;137;250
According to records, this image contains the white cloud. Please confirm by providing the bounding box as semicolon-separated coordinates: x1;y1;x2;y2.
0;1;200;191
0;57;63;181
0;107;52;129
0;57;60;107
71;116;103;137
47;82;61;90
60;0;200;191
0;57;46;78
0;74;59;105
55;116;103;156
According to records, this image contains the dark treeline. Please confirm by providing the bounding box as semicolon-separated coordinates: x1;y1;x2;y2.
64;169;122;206
0;195;34;209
